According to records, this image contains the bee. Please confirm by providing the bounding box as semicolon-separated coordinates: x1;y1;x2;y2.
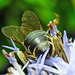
1;11;68;63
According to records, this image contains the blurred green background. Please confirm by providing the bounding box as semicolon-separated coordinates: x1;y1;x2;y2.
0;0;75;74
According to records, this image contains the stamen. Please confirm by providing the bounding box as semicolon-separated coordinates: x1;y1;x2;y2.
22;61;29;71
41;48;49;65
47;21;54;30
53;19;59;25
36;55;42;74
10;39;17;50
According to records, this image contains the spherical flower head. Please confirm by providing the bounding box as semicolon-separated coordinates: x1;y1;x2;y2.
27;30;75;75
2;20;75;75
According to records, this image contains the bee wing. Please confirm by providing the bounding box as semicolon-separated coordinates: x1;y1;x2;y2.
1;26;25;45
1;11;44;45
20;11;44;37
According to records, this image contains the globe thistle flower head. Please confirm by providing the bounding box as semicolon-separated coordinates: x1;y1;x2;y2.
2;19;75;75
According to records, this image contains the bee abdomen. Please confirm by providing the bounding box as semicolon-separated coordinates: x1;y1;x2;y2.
24;30;52;58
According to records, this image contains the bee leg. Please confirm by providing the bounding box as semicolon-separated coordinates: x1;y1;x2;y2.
46;36;55;57
47;29;51;35
24;45;32;54
26;53;37;59
24;46;37;59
